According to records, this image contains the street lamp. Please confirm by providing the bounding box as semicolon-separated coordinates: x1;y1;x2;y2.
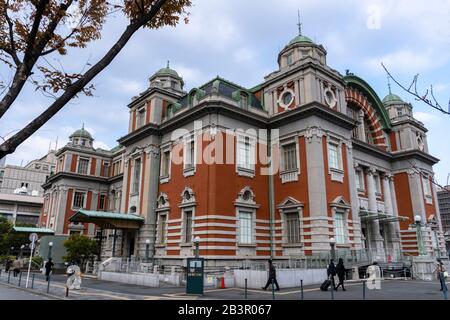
145;239;150;263
194;236;201;258
48;242;53;260
411;215;426;256
330;237;336;261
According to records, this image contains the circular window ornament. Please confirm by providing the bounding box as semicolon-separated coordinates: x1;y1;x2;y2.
278;89;295;110
324;88;337;108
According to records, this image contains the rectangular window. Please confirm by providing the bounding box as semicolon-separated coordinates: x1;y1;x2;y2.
285;212;300;244
422;175;431;197
237;136;254;170
73;191;86;209
396;107;403;117
184;211;193;243
286;53;293;65
98;194;106;211
374;174;381;194
132;158;141;194
77;158;89;175
240;94;248;109
356;170;365;190
101;162;110;177
334;212;346;244
281;143;297;172
328;143;340;170
161;150;170;177
137;108;145;128
239;211;253;244
184;138;195;169
159;214;167;244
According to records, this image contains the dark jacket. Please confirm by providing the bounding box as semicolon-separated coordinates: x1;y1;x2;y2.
336;263;346;277
269;264;276;278
45;261;54;272
327;263;336;276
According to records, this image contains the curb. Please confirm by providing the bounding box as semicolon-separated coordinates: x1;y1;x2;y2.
0;281;65;300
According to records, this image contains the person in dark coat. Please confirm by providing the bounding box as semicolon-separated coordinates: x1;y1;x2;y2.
335;258;346;291
262;259;280;291
5;258;12;272
327;259;337;289
45;258;54;281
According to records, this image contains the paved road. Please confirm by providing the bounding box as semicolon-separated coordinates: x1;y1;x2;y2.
0;284;50;300
1;271;449;300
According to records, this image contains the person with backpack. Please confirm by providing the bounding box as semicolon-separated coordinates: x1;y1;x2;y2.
327;259;337;290
335;258;346;291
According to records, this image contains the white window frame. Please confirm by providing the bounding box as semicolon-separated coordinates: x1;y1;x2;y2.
183;135;196;177
284;210;301;244
136;107;146;128
77;157;90;175
72;190;87;210
334;210;347;245
98;194;107;211
181;208;194;245
156;212;168;245
355;169;365;192
422;174;433;204
237;209;254;245
131;157;142;195
327;136;344;183
374;174;382;196
160;144;171;183
236;133;256;178
279;136;300;183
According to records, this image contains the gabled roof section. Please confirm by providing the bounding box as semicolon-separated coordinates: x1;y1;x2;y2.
69;210;144;229
344;74;392;130
13;226;55;235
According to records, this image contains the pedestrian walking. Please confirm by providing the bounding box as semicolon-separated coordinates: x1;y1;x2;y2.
45;258;54;281
12;258;21;277
5;258;12;272
327;259;337;290
262;259;280;291
435;259;448;292
335;258;346;291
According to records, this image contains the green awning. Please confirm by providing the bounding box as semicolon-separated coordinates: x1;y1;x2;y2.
12;226;55;235
359;210;409;222
69;210;144;229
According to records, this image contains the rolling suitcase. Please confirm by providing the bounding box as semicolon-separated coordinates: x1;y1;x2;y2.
320;278;332;291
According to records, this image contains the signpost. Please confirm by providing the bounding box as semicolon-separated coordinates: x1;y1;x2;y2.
186;258;204;295
25;233;38;288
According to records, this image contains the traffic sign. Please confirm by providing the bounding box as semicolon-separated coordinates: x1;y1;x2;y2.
29;233;38;242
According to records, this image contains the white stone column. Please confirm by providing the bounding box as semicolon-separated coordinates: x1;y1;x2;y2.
383;174;401;260
366;168;385;260
358;110;366;143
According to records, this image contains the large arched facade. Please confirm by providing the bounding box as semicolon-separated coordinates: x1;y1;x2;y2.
344;75;392;151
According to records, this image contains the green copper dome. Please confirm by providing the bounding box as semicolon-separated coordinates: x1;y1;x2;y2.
289;35;314;45
382;93;404;104
155;61;180;78
70;125;93;140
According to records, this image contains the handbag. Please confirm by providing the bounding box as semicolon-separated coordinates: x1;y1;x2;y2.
443;271;448;278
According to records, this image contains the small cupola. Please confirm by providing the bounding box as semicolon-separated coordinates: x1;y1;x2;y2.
69;124;94;148
149;61;184;92
277;16;327;69
382;81;413;120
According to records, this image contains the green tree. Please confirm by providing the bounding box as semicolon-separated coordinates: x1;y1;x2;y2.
63;234;97;270
0;217;30;255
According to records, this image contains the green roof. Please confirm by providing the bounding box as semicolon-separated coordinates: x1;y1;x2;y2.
156;67;180;78
70;210;144;221
382;93;404;104
289;35;314;45
12;226;55;234
70;126;93;140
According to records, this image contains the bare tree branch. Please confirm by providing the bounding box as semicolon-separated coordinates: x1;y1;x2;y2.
382;63;450;116
3;0;20;66
0;0;169;158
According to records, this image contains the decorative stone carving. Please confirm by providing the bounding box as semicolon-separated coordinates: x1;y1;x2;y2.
145;144;160;158
305;126;323;143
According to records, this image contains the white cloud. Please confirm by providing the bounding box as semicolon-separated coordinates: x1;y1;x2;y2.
93;140;111;150
6;135;59;166
233;48;255;63
365;49;446;74
413;111;440;124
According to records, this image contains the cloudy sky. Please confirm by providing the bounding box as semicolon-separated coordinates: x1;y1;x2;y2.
1;0;450;184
